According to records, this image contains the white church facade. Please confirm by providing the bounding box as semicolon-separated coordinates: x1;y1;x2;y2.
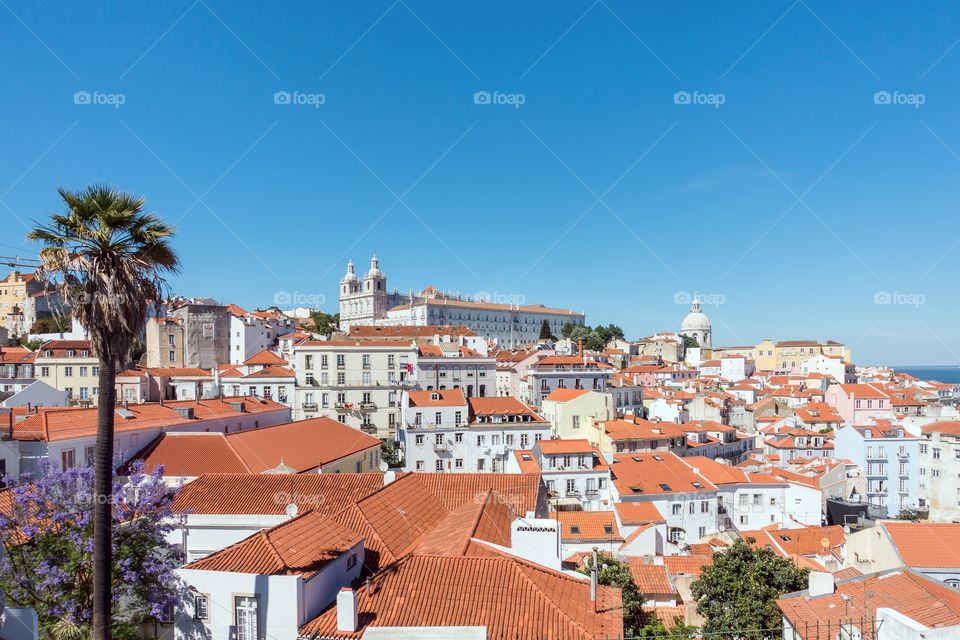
339;256;586;348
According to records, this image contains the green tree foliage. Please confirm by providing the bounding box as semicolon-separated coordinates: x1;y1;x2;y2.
577;552;645;636
310;311;340;337
20;337;45;350
380;439;402;468
691;540;809;640
636;614;699;640
894;508;922;522
681;334;699;350
538;319;556;341
561;323;625;351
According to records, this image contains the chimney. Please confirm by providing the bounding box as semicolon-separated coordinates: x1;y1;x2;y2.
808;571;835;597
578;338;583;357
336;587;358;633
590;546;598;610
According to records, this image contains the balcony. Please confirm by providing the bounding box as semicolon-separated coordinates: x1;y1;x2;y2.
360;424;378;434
360;401;377;411
301;403;318;411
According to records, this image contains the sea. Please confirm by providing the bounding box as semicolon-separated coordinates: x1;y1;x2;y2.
894;365;960;384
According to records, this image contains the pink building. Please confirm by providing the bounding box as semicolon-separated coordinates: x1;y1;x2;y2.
824;383;891;425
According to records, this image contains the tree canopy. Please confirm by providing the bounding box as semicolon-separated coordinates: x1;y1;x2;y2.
691;540;809;640
538;319;556;341
0;461;183;638
578;552;644;636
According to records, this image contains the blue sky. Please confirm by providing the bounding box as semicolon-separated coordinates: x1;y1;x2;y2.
1;1;959;365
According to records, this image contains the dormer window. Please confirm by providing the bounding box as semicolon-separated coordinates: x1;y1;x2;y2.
430;392;440;401
66;350;75;357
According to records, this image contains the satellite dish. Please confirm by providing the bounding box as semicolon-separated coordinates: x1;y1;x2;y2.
285;503;298;518
378;460;389;472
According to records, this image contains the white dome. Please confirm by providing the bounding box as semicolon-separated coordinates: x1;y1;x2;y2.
680;300;711;332
342;259;358;282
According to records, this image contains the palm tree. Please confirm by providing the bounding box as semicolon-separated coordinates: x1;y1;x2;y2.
28;185;179;640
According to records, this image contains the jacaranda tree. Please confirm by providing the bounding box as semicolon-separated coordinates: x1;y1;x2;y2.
0;461;183;638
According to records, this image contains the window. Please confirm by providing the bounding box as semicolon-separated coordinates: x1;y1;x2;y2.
64;366;73;377
336;354;345;368
477;458;486;471
61;449;76;470
362;355;371;369
194;594;209;620
701;501;710;513
79;366;88;377
347;553;358;569
436;460;444;472
672;503;682;515
573;415;580;429
234;596;259;640
455;458;463;469
566;479;576;493
934;448;942;460
455;432;463;443
85;446;95;465
416;460;424;470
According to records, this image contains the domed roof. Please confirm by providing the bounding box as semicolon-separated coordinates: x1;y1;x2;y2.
342;259;358;282
680;300;711;332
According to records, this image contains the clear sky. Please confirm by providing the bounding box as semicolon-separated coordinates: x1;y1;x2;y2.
1;1;958;365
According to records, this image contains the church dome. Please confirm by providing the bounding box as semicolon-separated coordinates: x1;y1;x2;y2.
680;299;711;333
342;259;358;282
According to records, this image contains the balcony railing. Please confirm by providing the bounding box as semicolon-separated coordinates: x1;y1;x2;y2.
301;403;318;410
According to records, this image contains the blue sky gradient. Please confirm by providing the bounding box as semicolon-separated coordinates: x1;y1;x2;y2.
2;1;959;365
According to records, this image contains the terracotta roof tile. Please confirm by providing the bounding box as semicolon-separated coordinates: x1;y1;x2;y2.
627;560;676;594
882;521;960;568
299;553;623;640
183;511;362;577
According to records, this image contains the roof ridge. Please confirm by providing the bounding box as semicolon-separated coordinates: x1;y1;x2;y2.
511;554;597;638
219;431;253;473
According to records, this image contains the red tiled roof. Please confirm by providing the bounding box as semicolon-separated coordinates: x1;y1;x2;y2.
242;349;287;366
12;397;287;442
183;511;362;577
129;417;381;475
299;553;623;640
882;521;960;568
544;388;592;402
614;502;665;525
611;452;716;496
627;560;676;594
469;397;546;422
538;439;594;454
662;555;712;577
550;511;621;541
171;473;390;515
407;388;466;408
778;570;960;639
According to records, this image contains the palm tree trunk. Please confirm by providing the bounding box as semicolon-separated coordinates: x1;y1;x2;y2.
92;357;116;640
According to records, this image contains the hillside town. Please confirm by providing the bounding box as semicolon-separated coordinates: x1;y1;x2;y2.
3;254;960;640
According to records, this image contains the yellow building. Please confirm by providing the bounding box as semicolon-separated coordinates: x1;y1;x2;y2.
34;339;101;405
539;388;612;443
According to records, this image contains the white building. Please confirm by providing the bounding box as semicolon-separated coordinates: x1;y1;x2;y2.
525;355;615;407
227;305;293;365
415;337;496;398
801;354;856;384
679;299;712;349
610;452;720;548
400;390;550;473
834;422;921;518
918;420;960;521
292;339;417;436
338;255;586;347
509;438;613;511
